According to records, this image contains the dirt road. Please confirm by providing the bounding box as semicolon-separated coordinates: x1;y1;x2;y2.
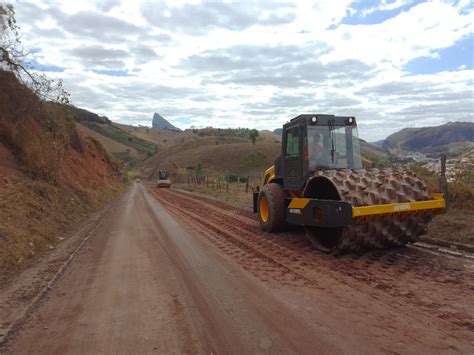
2;184;473;354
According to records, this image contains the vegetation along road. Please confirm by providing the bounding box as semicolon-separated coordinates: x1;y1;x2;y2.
1;183;473;354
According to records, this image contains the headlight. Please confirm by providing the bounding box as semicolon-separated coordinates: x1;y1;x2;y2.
311;116;318;123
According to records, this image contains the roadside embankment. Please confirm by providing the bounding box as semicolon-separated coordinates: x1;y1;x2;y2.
0;70;123;278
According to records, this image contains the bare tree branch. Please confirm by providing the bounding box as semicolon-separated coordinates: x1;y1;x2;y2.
0;2;70;104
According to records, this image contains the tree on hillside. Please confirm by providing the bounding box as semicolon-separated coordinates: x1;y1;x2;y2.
244;152;268;169
249;129;259;145
195;162;203;176
0;3;69;103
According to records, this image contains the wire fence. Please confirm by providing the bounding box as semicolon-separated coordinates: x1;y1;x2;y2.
174;173;263;193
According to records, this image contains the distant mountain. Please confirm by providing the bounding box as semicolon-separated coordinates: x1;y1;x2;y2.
383;122;474;154
359;139;388;160
273;128;283;136
370;139;385;149
152;113;181;132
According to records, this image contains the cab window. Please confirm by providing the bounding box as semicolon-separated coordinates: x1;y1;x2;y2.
286;127;299;157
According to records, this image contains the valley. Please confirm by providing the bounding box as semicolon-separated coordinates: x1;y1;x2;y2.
1;2;473;351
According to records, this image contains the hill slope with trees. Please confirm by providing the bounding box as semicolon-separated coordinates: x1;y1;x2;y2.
383;122;473;155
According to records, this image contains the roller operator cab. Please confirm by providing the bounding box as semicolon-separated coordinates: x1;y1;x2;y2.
254;114;445;254
156;169;172;188
277;114;361;191
159;170;168;180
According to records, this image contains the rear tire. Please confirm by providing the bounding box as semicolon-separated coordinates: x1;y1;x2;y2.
257;183;287;232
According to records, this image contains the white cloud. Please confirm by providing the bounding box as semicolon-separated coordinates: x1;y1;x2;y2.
361;0;413;17
322;1;473;66
8;0;474;141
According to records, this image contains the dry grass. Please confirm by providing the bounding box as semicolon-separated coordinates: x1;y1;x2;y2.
409;164;473;210
174;183;253;209
426;209;474;245
0;181;122;271
446;181;473;210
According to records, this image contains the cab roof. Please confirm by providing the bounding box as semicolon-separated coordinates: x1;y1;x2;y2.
285;114;357;128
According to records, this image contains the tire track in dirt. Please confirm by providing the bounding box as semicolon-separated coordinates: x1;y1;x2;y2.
149;187;474;334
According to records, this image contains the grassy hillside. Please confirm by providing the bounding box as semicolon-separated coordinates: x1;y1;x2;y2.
137;126;388;181
66;105;111;124
140;134;280;179
77;111;386;180
113;122;199;148
80;121;157;156
60;106;158;159
77;123;140;160
0;70;122;274
87;123;283;178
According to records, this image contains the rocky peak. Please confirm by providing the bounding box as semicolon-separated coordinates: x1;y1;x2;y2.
152;113;181;131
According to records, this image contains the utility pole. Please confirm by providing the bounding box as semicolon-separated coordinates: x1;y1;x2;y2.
439;154;449;206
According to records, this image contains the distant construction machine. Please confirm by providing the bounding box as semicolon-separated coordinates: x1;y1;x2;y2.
156;169;171;188
254;114;445;254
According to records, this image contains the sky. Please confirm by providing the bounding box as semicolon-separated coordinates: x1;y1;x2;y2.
7;0;474;141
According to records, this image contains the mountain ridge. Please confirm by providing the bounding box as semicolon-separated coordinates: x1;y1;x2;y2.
383;121;473;154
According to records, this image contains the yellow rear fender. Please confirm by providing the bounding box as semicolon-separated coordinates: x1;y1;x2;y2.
263;165;276;185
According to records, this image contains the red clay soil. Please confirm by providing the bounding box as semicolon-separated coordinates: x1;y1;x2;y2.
149;187;474;351
59;140;117;190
